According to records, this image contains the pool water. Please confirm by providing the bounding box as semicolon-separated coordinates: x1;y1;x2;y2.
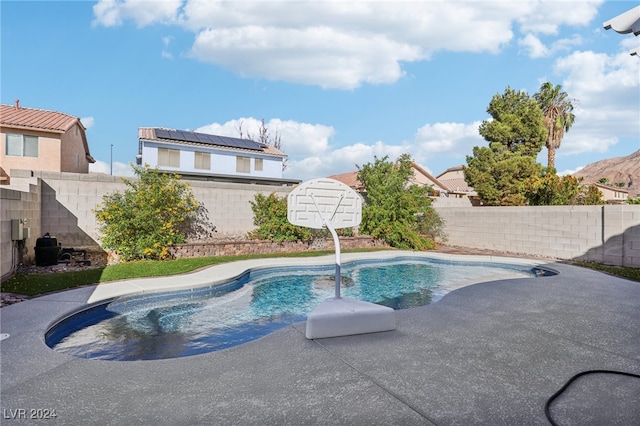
46;257;550;361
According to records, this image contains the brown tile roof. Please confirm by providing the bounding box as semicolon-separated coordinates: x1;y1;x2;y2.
436;165;464;177
437;177;474;193
328;171;364;191
410;162;449;191
0;102;82;133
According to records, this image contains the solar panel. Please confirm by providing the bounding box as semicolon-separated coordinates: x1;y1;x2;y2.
183;132;200;143
194;133;209;143
151;128;265;151
154;129;171;139
168;130;182;140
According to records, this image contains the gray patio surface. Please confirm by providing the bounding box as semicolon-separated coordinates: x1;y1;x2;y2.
1;252;639;425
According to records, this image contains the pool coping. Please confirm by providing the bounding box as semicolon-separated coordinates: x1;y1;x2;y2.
84;250;550;305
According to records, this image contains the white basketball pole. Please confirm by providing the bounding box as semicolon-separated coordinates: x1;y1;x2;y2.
310;194;343;299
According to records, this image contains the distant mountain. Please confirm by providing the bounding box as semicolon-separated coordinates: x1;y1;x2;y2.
572;150;640;199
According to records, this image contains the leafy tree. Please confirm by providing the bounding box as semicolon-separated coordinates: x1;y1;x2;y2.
465;87;547;206
248;192;312;242
574;185;605;205
534;82;575;169
95;165;212;261
465;146;542;205
478;86;547;157
523;171;582;205
627;197;640;205
357;154;440;250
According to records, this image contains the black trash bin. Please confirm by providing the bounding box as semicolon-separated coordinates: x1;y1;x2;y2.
35;233;60;266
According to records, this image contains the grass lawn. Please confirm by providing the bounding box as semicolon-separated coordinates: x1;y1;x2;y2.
0;250;379;297
573;261;640;282
2;250;637;298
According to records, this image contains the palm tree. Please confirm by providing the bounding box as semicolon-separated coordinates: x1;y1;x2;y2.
534;82;576;170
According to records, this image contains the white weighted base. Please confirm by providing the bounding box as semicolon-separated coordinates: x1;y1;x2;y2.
305;297;396;339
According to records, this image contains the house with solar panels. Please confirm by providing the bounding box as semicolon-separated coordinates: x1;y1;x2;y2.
137;128;299;186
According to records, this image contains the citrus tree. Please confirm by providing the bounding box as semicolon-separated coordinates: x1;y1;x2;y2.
94;165;211;261
523;171;605;205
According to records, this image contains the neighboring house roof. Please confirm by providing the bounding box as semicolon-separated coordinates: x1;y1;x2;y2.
436;165;475;194
437;165;464;176
589;182;629;193
0;101;95;162
410;162;449;192
138;127;287;157
328;171;365;191
437;177;474;193
1;102;81;133
329;163;447;193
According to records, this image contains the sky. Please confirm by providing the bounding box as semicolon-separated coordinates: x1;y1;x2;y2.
1;0;639;181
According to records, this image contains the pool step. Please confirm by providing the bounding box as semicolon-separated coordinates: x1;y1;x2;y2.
305;297;396;339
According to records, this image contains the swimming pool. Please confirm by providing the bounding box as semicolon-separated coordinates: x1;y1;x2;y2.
46;256;554;361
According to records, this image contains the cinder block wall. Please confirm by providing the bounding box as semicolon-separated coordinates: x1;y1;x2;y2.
434;205;640;267
11;170;293;247
0;183;41;280
2;170;639;282
188;180;292;237
39;171;126;246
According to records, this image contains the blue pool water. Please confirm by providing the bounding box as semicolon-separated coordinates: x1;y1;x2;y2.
46;257;552;361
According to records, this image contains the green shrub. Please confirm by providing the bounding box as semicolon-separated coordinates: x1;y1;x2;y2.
94;165;213;261
357;154;441;250
248;192;313;242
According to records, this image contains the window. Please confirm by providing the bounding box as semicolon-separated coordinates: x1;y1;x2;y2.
254;158;263;172
158;148;180;167
194;151;211;170
6;134;38;157
236;156;251;173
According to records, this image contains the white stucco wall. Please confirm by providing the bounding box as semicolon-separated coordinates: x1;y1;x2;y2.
141;142;283;179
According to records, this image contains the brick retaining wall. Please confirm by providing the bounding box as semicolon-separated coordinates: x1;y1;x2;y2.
169;236;389;259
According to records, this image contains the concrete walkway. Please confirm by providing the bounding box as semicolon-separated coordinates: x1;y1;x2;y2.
1;252;639;425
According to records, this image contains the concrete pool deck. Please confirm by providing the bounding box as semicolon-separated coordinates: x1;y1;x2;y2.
1;251;639;425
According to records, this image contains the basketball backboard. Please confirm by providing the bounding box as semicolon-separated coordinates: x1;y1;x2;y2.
287;178;362;230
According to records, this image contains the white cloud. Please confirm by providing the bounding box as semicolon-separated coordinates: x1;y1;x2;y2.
284;140;406;181
196;117;335;158
516;0;602;34
551;47;639;158
93;0;182;27
518;33;585;58
558;165;584;176
518;34;549;58
93;0;603;89
413;121;483;158
195;116;428;181
193;116;484;181
80;116;95;130
89;160;135;176
161;35;174;58
189;26;421;89
620;37;640;52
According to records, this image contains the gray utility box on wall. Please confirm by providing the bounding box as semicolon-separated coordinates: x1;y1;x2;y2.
11;219;29;241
